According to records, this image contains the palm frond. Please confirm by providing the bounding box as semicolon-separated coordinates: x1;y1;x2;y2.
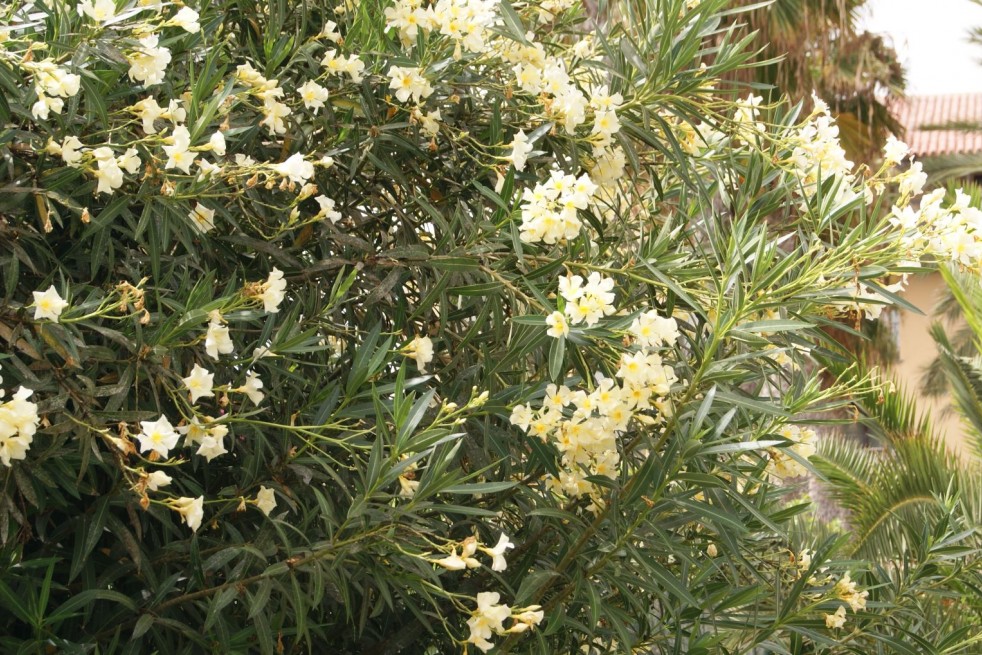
812;354;980;560
822;354;934;444
918;120;982;133
921;153;982;186
930;265;982;433
723;0;905;162
922;322;976;400
815;429;970;559
939;266;982;343
969;0;982;48
932;322;982;458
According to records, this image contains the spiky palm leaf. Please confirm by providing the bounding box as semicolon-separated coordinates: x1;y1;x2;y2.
931;323;982;457
813;271;982;640
810;355;982;643
817;431;972;558
813;266;982;565
929;265;982;458
922;322;978;404
921;153;982;187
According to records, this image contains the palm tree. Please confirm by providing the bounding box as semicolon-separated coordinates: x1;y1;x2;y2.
726;0;906;163
808;266;982;641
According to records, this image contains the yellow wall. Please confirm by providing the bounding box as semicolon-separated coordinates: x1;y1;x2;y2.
893;272;966;455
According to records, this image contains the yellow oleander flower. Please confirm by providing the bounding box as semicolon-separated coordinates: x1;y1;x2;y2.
403;335;435;372
138;416;180;458
256;486;277;515
32;285;69;322
182;363;215;404
0;387;40;467
824;605;846;629
545;311;569;339
169;496;204;532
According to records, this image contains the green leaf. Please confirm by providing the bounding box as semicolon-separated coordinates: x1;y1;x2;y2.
248;579;274;620
647;561;699;608
46;590;138;625
497;0;529;44
132;613;155;640
548;336;565;382
69;495;110;582
514;570;559;605
699;440;781;455
441;481;517;494
428;256;480;272
735;319;815;333
396;388;436;451
0;579;32;625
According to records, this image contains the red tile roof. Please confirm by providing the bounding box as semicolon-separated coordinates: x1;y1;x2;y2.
896;94;982;157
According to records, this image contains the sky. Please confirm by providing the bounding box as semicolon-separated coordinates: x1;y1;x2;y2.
860;0;982;95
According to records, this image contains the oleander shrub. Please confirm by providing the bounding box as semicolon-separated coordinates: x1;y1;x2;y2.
0;0;979;652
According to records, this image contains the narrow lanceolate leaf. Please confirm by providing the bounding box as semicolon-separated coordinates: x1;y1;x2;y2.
548;335;565;382
497;0;529;44
69;496;110;582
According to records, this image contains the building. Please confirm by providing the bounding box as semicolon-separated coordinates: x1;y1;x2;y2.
896;93;982;161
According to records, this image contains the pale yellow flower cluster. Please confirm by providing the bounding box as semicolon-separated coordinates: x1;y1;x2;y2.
17;250;292;533
788;97;857;207
493;24;627;208
732;93;766;141
536;0;576;23
385;0;499;55
258;268;288;314
320;49;366;82
558;272;616;327
465;591;544;652
419;532;540;650
0;372;40;467
112;274;283;532
76;0;116;22
32;285;69;322
6;0;351;230
512;308;680;503
167;496;204;532
130;401;270;530
182;414;230;462
127;34;172;87
23;59;81;120
205;311;234;360
790;549;869;631
891;188;982;273
430;534;514;572
766;424;817;480
519;171;598;245
44;134;136;194
403;335;436;372
387;65;434;104
675;117;726;158
235;63;292;136
824;571;869;629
